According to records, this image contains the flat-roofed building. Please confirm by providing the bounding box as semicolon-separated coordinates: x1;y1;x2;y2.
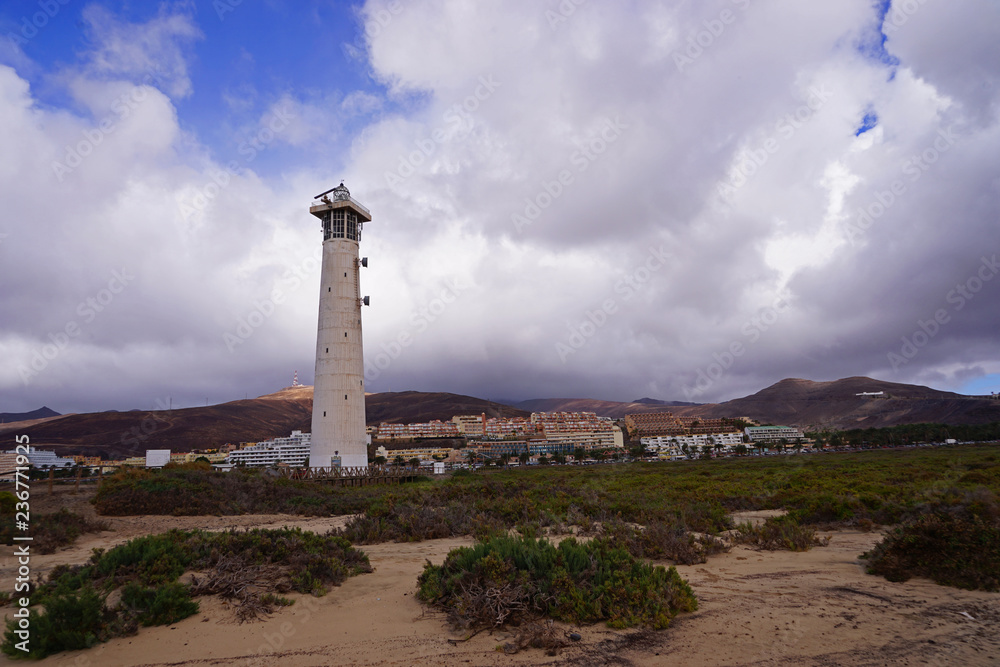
641;432;743;453
626;412;740;437
0;452;18;481
744;426;805;443
227;430;312;467
376;420;460;440
8;446;76;469
374;444;453;463
452;414;487;437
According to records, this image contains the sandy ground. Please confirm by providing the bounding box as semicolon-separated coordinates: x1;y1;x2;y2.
2;491;999;666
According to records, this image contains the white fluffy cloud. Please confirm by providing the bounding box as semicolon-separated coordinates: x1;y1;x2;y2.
1;0;998;414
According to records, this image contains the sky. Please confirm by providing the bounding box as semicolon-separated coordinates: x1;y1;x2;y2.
1;0;999;414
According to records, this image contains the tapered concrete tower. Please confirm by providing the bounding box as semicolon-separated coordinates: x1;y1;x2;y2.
308;183;371;469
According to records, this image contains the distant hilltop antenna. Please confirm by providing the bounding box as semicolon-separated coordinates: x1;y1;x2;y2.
292;370;301;387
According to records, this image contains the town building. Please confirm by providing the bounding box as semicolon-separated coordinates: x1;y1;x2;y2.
228;431;313;467
6;446;75;469
744;426;805;443
0;452;19;481
374;444;453;464
641;432;744;456
452;414;487;436
465;439;576;460
376;420;460;440
625;412;740;437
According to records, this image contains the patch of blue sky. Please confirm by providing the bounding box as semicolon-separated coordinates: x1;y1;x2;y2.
0;0;423;178
960;373;1000;396
855;108;879;136
857;0;900;70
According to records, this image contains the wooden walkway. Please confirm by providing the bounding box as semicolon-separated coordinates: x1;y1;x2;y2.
275;466;419;486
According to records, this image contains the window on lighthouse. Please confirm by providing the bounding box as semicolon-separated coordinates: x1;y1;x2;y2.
332;210;345;238
346;212;358;241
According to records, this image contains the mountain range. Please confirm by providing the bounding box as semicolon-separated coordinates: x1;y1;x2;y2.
1;377;997;459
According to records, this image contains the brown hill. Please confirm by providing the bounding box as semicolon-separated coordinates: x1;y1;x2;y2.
0;386;526;459
684;376;1000;430
525;377;1000;431
6;377;997;459
514;398;690;419
366;390;528;425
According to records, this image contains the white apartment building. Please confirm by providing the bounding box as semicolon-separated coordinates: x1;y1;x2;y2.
6;446;76;469
744;426;805;443
641;432;744;454
227;430;312;467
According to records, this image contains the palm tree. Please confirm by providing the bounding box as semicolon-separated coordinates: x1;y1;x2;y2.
735;444;747;457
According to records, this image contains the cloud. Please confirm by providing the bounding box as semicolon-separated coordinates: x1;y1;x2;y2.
344;0;1000;403
79;4;202;99
1;0;998;415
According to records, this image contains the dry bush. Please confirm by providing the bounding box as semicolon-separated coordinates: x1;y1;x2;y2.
599;520;730;565
502;620;568;656
733;515;829;551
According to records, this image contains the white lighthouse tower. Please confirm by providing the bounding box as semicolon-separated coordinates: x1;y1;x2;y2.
308;182;371;469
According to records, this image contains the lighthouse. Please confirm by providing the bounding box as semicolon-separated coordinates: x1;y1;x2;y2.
308;182;371;469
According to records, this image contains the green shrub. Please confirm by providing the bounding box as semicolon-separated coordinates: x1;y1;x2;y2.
0;491;15;515
417;535;697;631
93;467;380;517
120;582;199;626
4;527;372;658
0;509;109;555
93;531;197;586
2;586;110;659
862;494;1000;590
